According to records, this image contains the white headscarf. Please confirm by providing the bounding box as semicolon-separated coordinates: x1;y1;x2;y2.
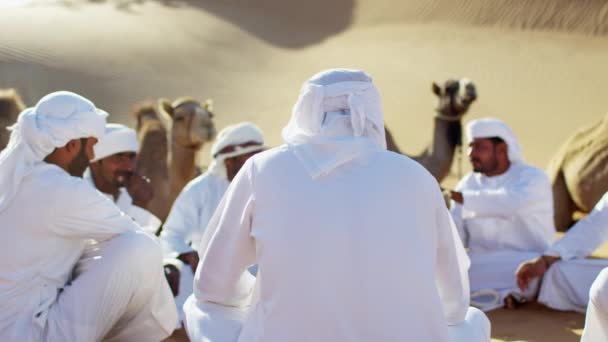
91;123;139;162
207;122;265;179
466;118;524;163
0;91;107;212
282;68;386;179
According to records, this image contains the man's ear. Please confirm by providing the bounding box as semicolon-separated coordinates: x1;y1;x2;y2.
498;142;509;159
64;139;80;153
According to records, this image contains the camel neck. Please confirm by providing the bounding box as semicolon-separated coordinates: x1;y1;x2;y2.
169;136;197;190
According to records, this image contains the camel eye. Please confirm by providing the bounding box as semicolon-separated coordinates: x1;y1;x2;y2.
174;116;185;122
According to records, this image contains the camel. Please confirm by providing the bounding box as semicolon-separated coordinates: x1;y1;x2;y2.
547;113;608;231
0;88;25;150
133;97;216;221
385;78;477;183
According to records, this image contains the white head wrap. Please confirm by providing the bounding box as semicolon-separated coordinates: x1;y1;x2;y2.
91;123;139;162
0;91;107;212
466;118;523;163
207;122;265;179
282;68;386;179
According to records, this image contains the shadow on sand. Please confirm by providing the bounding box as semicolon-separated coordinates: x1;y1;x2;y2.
50;0;355;48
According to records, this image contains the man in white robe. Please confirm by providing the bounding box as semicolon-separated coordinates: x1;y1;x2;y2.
86;123;161;234
447;118;555;310
516;192;608;313
160;122;265;324
0;91;177;341
183;69;490;342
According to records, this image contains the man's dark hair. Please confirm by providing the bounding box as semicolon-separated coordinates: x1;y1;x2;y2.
488;137;505;145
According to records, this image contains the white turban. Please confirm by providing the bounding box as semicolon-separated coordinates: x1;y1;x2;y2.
91;123;139;162
207;122;265;179
466;118;523;163
0;91;107;212
282;68;386;179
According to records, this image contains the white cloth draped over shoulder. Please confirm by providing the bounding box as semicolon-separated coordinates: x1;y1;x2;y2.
0;92;177;340
451;118;555;311
537;192;608;313
184;69;490;342
0;91;107;213
582;268;608;341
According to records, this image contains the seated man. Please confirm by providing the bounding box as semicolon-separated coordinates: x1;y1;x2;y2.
517;192;608;314
160;122;265;323
0;91;177;340
183;69;490;341
87;123;160;234
447;118;556;310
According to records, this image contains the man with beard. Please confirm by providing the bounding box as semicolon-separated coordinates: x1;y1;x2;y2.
159;122;265;326
86;123;160;234
0;91;177;340
447;118;555;311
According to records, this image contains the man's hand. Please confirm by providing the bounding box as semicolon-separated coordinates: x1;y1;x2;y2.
164;264;180;297
126;173;154;209
516;255;559;291
178;251;200;274
450;191;464;204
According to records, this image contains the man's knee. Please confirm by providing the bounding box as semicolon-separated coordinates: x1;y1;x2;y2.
590;268;608;313
111;230;163;271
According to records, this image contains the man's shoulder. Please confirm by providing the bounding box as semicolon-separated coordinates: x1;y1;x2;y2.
513;162;549;181
28;164;80;189
22;164;104;211
182;170;227;194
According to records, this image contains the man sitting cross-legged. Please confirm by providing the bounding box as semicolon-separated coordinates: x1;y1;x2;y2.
446;118;556;310
160;122;265;325
183;69;490;342
516;191;608;341
0;91;177;341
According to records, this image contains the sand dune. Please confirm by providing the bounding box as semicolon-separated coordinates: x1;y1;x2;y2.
2;1;608;340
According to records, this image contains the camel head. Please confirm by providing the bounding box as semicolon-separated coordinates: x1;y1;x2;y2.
159;97;217;150
432;79;477;120
0;88;25;148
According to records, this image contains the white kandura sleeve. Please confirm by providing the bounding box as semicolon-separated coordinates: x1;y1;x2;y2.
434;187;470;325
51;177;137;241
160;186;201;258
449;202;468;247
193;160;257;308
461;169;549;219
547;192;608;260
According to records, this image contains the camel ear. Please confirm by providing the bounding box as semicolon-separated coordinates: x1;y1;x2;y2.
432;82;441;96
203;98;213;112
158;98;175;118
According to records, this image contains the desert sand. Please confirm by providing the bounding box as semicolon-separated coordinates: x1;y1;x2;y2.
2;1;608;340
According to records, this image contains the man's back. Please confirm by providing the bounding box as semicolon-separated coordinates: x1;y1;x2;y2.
196;146;468;342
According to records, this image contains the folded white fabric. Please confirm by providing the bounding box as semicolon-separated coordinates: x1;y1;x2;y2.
466;118;523;163
208;122;265;179
91;123;139;162
0;91;107;212
282;69;387;179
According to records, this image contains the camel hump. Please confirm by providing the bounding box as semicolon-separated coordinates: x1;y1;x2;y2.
549;116;608;211
547;119;604;179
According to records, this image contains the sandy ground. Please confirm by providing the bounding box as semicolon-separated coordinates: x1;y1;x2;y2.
2;1;608;340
